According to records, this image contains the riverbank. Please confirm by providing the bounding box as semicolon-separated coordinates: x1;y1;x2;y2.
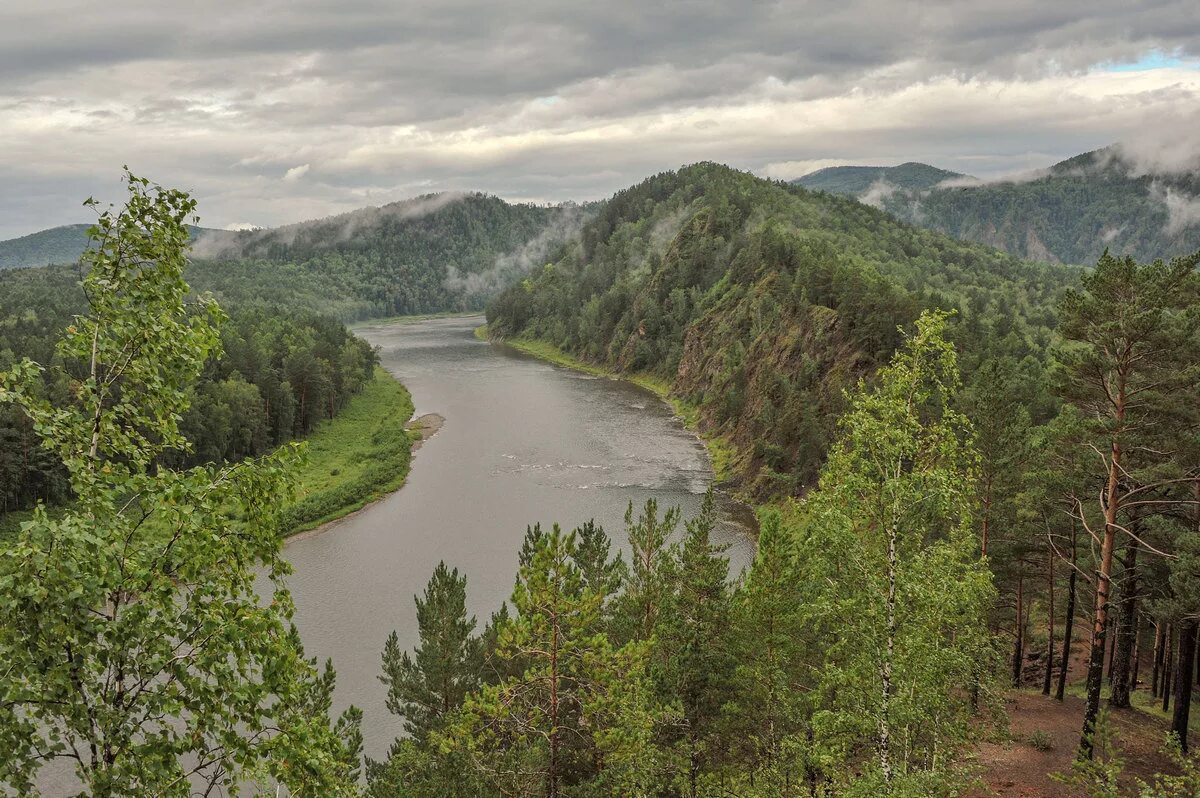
1;368;435;542
281;366;427;535
352;310;483;329
477;324;738;485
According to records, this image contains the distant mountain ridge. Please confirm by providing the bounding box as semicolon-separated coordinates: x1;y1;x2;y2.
793;147;1200;264
1;192;591;321
794;162;968;195
0;223;222;270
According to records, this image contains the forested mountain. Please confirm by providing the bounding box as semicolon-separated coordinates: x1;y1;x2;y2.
488;162;1075;497
797;146;1200;264
794;161;966;195
2;193;590;320
191;193;588;320
0;223;221;270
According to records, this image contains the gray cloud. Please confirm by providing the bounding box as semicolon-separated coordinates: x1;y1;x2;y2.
2;1;1199;237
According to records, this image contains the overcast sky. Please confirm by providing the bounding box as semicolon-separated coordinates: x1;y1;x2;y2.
2;0;1199;238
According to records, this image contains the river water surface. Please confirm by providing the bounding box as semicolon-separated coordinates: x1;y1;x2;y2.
283;315;756;761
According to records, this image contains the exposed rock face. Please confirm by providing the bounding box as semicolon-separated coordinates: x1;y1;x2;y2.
673;275;871;498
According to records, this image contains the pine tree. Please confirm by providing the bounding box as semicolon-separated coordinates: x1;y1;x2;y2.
379;561;482;743
656;491;735;798
447;524;660;797
1056;250;1200;757
725;508;811;794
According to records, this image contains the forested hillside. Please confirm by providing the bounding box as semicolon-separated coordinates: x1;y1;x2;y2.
0;218;376;515
797;147;1200;264
191;193;587;320
488;162;1075;497
1;193;589;320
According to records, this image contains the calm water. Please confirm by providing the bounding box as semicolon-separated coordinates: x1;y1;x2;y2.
33;315;754;793
283;315;756;760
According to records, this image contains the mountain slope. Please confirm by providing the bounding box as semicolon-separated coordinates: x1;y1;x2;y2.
794;162;966;195
2;193;589;319
189;193;587;320
799;147;1200;264
0;224;223;270
488;162;1075;498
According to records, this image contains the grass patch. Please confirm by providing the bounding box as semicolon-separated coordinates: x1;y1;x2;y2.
281;366;417;534
487;331;740;485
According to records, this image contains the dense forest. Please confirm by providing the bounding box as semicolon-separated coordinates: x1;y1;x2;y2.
2;166;1198;797
794;162;967;195
0;223;220;270
0;231;377;515
1;192;589;321
488;162;1073;496
486;162;1200;794
796;147;1200;265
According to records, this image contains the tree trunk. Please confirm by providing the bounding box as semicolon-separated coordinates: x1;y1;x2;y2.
1079;385;1125;758
1044;550;1056;696
1163;627;1174;714
1107;618;1118;684
1173;622;1198;753
1110;542;1140;708
879;520;897;787
1057;566;1077;701
1131;616;1142;693
1153;622;1166;698
1012;572;1025;688
548;608;560;798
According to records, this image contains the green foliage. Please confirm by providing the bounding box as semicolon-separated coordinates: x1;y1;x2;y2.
1029;730;1054;751
793;311;998;793
0;254;380;518
368;563;484;798
0;172;360;796
444;523;661;797
795;162;967;195
281;367;415;533
487;162;1075;498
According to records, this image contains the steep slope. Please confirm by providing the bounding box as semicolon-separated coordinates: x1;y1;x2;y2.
795;162;966;195
801;147;1200;264
488;163;1075;498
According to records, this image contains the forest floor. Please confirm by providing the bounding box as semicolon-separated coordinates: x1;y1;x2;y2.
969;689;1181;797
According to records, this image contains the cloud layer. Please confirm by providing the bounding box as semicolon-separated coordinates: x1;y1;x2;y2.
2;1;1199;237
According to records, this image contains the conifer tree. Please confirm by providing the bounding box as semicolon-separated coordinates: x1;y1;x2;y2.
1056;250;1200;757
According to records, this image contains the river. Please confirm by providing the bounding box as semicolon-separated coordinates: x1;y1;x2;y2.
282;315;756;761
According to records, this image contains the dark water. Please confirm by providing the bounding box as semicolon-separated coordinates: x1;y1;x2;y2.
282;315;756;760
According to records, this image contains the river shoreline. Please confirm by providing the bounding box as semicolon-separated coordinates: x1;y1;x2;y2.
285;413;443;545
476;323;756;531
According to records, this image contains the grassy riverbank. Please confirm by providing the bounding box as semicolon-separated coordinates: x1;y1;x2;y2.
1;368;419;541
281;366;418;534
477;324;738;483
352;310;483;329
